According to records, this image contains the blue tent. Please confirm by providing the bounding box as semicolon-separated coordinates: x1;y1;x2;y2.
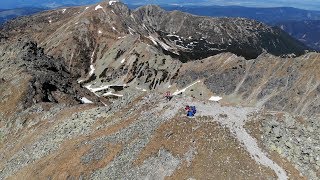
187;111;194;117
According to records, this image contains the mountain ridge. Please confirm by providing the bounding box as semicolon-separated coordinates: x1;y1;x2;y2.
1;1;310;77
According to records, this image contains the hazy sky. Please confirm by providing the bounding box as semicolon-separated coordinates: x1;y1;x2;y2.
0;0;319;11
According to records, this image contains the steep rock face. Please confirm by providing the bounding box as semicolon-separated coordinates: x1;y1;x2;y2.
80;35;182;94
21;41;102;106
0;39;101;118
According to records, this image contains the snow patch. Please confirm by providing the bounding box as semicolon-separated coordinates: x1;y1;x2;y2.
85;84;110;93
77;79;85;83
85;84;127;93
142;24;148;31
80;97;93;104
147;35;171;50
128;27;135;35
167;34;180;38
209;96;222;102
95;5;103;10
136;87;147;92
103;91;123;97
109;1;117;5
89;65;95;76
172;80;200;95
130;14;135;20
147;35;158;45
158;40;171;51
90;49;95;63
172;51;180;55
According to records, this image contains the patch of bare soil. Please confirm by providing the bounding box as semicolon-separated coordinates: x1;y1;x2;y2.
0;104;95;167
135;116;277;179
8;136;122;180
0;74;31;118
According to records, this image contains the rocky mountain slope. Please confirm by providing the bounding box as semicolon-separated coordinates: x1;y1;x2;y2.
154;5;320;52
1;1;309;75
174;52;320;117
277;20;320;50
0;1;319;179
0;38;103;118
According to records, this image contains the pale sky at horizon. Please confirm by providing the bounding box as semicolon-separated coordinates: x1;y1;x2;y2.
0;0;319;11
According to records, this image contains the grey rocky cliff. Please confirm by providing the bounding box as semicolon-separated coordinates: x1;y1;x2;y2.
0;39;102;110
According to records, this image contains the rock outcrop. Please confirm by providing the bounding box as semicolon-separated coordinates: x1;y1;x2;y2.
0;39;101;119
